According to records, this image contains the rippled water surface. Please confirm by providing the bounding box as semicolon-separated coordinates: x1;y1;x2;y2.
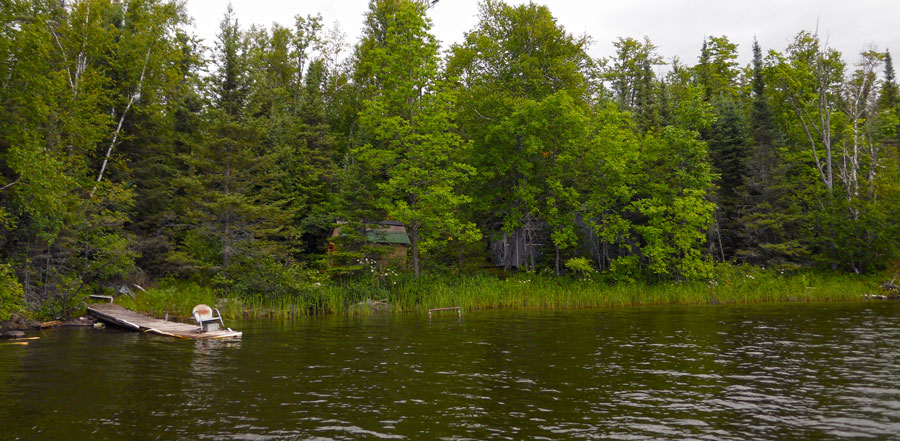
2;302;900;440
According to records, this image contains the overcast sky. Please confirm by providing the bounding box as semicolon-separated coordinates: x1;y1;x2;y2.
185;0;899;69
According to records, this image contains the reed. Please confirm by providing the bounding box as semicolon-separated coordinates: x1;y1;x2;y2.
119;265;878;319
115;282;218;319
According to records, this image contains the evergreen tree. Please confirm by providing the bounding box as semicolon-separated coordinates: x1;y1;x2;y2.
705;98;750;260
1;0;185;316
879;49;900;153
747;39;779;186
633;57;662;133
176;8;292;291
127;30;205;278
880;49;899;110
737;39;787;265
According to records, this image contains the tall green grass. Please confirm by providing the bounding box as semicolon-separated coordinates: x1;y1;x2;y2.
116;265;879;320
378;267;873;313
115;282;218;319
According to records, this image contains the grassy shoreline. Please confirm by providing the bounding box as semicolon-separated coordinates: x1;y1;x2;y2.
113;266;882;321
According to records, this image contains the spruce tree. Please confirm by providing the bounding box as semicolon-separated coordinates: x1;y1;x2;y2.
748;39;779;185
633;58;662;133
735;39;787;264
706;98;750;260
178;8;291;289
879;49;899;111
699;37;748;261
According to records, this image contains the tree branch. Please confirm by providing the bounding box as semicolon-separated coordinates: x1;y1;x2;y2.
0;177;20;191
90;45;153;197
49;27;75;93
787;96;829;190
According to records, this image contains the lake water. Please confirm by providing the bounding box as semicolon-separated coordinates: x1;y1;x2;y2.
2;302;899;440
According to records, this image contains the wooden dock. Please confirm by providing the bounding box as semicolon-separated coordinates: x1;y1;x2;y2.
428;306;461;319
87;303;242;340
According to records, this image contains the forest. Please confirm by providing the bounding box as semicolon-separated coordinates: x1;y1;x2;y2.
2;0;899;319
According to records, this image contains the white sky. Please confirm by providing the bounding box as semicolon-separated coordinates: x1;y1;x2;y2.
184;0;900;69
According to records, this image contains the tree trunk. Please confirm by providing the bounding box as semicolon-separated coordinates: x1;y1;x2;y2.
503;232;511;271
91;46;153;196
555;244;560;275
528;228;536;272
410;222;420;280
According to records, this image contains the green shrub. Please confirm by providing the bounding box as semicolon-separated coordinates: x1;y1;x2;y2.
565;257;594;275
0;264;25;321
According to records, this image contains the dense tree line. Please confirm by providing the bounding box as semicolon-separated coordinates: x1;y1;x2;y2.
2;0;899;317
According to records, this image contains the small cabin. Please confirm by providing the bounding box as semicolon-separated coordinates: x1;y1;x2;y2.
329;220;411;267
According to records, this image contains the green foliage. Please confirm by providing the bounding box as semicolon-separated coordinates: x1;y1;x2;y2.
879;50;899;111
0;263;25;321
448;0;592;272
601;36;663;132
3;1;900;318
695;36;741;100
492;91;589;273
705;97;751;259
629;126;715;280
116;281;218;319
350;0;480;278
565;257;594;275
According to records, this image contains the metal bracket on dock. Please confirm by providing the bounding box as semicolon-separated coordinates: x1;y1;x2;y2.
428;306;461;319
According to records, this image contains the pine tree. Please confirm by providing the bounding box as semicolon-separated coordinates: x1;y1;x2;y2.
705;98;750;260
128;31;205;277
878;49;900;154
880;49;899;110
697;36;748;261
177;8;291;289
736;39;793;265
748;39;778;180
633;58;662;133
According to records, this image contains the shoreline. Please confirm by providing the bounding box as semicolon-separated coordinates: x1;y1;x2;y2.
0;273;900;334
110;269;888;321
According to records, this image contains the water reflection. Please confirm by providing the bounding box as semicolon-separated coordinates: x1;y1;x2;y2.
190;338;242;377
1;303;899;440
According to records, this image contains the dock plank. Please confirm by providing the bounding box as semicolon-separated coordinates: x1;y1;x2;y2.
87;303;242;339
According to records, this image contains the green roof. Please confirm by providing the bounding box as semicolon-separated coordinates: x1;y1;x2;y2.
366;229;411;245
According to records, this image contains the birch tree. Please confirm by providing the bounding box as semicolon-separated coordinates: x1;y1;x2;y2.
774;31;844;196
